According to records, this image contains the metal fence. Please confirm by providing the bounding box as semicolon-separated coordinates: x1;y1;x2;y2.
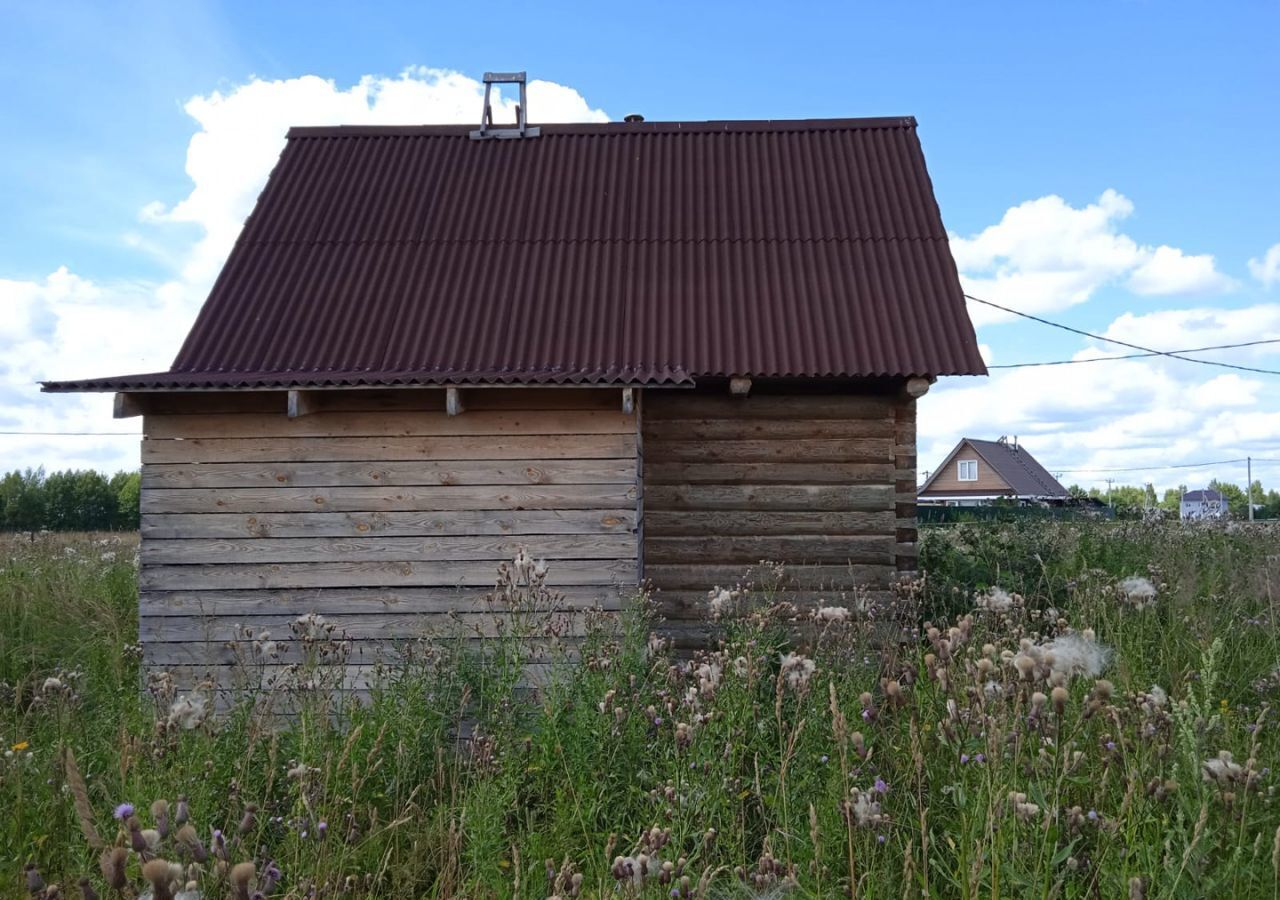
917;505;1116;525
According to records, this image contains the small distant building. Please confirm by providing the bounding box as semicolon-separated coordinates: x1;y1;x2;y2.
918;437;1068;506
1180;489;1229;520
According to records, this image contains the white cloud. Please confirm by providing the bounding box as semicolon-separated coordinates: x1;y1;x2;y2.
4;68;607;473
952;189;1235;326
1249;242;1280;289
1127;245;1236;295
1103;304;1280;354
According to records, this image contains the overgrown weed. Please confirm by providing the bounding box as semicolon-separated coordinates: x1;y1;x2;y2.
2;523;1278;897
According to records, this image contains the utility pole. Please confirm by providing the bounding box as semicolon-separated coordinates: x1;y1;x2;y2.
1106;478;1114;508
1248;456;1254;521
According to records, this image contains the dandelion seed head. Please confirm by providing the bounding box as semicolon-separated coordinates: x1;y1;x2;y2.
1042;633;1112;679
1119;575;1158;609
976;587;1014;613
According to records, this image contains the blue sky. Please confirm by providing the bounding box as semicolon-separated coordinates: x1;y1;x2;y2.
3;0;1279;489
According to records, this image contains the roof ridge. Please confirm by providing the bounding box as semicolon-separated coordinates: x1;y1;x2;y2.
286;116;919;139
238;236;953;247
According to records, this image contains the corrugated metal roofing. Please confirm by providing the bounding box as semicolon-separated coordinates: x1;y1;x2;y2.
44;117;986;392
965;439;1068;498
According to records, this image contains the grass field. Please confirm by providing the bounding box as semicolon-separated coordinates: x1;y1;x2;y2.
2;521;1279;898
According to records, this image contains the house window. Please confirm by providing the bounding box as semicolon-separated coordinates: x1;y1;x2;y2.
957;459;978;481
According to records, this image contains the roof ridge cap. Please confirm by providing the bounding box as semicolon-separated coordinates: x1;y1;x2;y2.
286;116;919;139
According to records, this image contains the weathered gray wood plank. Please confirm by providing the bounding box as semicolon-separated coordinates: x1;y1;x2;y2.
140;586;628;617
145;409;636;440
141;433;637;464
141;459;636;489
644;535;893;565
645;484;893;512
642;418;894;441
144;639;587;666
140;611;600;643
141;533;638;565
643;462;894;485
141;484;638;514
644;563;891;591
139;558;638;591
141;509;636;539
642;438;891;464
642;394;894;420
644;509;895;536
653;589;892;618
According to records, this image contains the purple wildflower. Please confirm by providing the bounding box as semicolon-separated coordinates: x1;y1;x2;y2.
819;755;829;764
874;777;888;794
1105;741;1117;751
1087;809;1098;821
960;754;970;764
975;753;986;763
877;834;887;844
113;803;135;820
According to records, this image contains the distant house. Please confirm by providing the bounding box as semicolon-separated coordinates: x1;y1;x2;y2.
918;437;1068;506
1180;489;1229;519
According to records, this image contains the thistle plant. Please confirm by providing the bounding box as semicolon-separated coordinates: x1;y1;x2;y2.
3;524;1280;896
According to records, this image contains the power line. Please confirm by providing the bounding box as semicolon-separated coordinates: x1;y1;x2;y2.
1050;456;1280;476
1052;458;1247;474
988;337;1280;370
965;293;1280;377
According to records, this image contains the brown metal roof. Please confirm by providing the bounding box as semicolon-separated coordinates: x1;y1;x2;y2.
44;117;986;392
920;438;1068;498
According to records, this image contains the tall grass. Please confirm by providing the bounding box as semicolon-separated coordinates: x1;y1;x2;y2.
2;522;1278;898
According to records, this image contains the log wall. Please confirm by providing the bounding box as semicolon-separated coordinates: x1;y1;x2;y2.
641;386;916;646
138;389;640;691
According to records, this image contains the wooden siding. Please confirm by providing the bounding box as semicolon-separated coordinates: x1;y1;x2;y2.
918;440;1011;495
139;389;640;689
642;388;909;646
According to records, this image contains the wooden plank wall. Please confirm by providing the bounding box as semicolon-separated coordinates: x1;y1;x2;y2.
138;389;640;692
641;387;913;646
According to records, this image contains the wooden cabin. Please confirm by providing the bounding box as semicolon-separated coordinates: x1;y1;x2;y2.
44;108;986;689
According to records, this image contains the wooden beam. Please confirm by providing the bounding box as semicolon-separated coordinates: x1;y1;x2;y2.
113;393;144;419
287;390;320;418
446;387;465;416
729;377;752;396
621;387;635;415
903;377;932;399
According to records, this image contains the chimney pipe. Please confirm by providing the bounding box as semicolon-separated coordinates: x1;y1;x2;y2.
624;113;645;123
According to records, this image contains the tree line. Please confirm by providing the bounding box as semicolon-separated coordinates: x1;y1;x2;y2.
1066;479;1280;519
0;468;140;533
